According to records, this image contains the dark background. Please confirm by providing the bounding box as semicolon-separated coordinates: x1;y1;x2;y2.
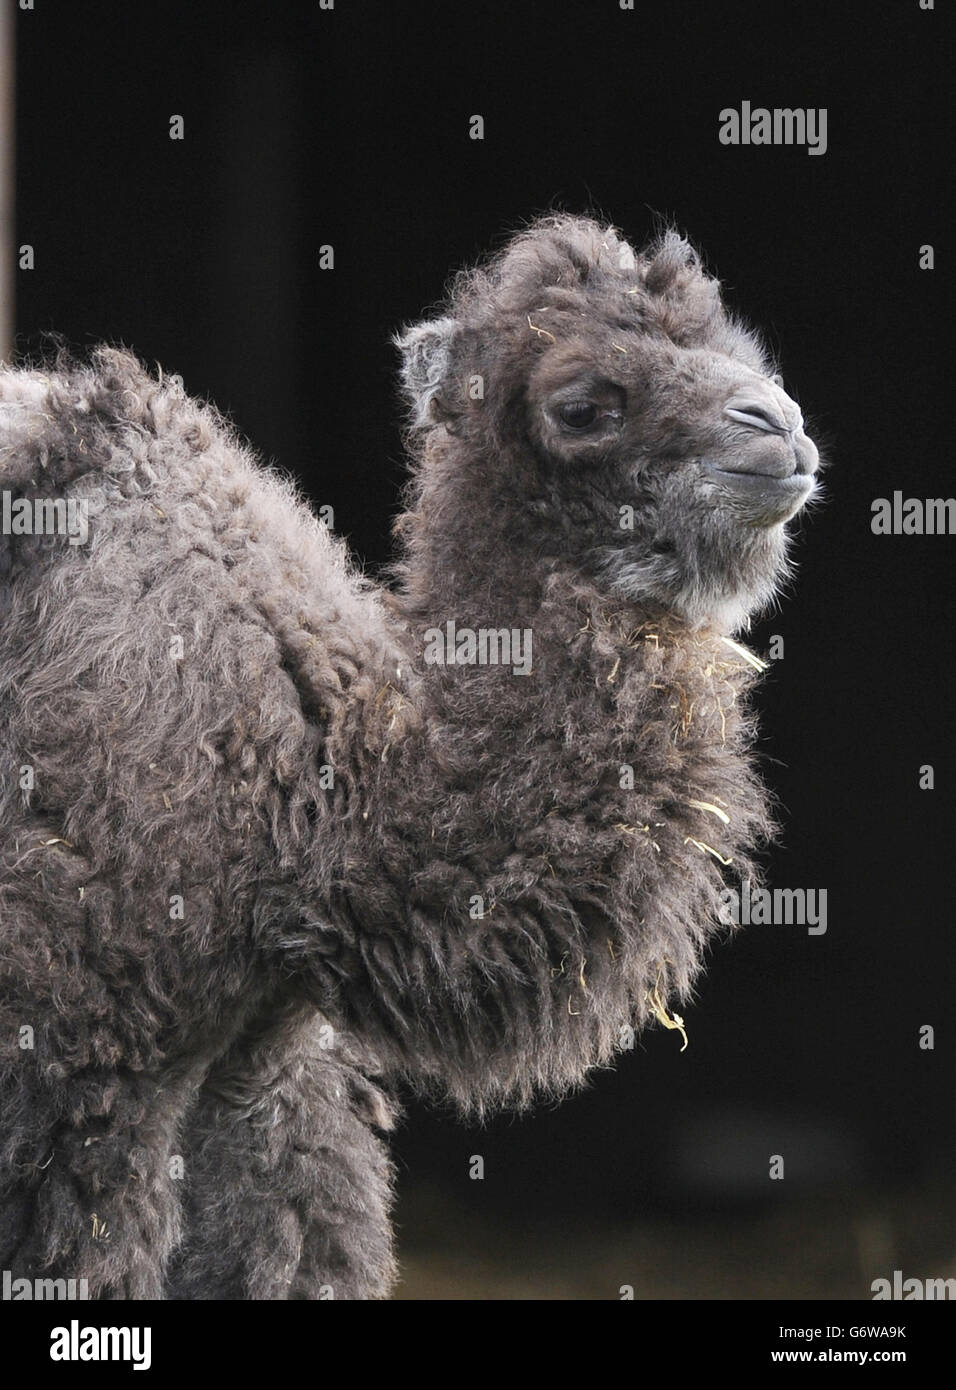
15;0;953;1297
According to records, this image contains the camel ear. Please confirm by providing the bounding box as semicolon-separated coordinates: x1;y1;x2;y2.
597;228;638;273
393;316;461;429
643;230;707;292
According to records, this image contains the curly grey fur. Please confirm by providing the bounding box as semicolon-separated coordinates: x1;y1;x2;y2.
0;215;817;1298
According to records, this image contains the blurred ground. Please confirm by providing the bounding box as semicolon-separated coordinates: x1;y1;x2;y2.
393;1179;956;1300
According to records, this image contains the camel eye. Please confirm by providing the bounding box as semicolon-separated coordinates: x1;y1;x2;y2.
558;400;599;430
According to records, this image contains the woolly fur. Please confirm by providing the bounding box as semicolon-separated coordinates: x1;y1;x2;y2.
0;215;815;1299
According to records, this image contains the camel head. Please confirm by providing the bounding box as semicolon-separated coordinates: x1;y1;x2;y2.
395;215;820;633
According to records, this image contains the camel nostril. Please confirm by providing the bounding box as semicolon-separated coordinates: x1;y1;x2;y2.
724;403;790;435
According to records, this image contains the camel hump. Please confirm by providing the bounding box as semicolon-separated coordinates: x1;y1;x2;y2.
0;347;202;493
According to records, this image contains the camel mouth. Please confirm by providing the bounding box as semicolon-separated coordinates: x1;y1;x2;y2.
708;466;813;491
704;464;815;521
